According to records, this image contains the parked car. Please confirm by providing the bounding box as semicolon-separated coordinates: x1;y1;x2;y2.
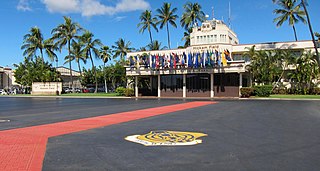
82;88;89;93
0;89;8;95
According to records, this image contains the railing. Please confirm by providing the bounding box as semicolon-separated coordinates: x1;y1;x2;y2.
125;60;246;76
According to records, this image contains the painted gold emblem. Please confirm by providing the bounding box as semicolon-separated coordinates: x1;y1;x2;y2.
125;130;207;146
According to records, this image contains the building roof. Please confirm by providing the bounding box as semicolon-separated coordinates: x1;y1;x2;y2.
56;66;81;76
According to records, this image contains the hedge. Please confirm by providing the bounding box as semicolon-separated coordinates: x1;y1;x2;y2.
115;87;134;97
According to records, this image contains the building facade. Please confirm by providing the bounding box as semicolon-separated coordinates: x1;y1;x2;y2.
0;67;15;89
126;19;319;98
56;67;82;88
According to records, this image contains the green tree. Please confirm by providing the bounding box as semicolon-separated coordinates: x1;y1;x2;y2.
147;40;167;50
315;32;320;41
156;2;178;49
180;2;205;30
137;10;158;44
273;0;306;41
112;38;134;64
51;16;82;90
182;27;193;47
298;0;319;66
14;57;61;87
21;27;57;62
273;0;319;65
100;46;112;93
65;40;86;76
243;46;259;84
80;30;103;93
288;50;319;94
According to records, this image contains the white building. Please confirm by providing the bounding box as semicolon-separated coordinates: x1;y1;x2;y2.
126;18;319;98
0;67;16;89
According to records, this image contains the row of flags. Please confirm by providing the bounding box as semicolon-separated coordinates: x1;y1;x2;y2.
128;49;233;69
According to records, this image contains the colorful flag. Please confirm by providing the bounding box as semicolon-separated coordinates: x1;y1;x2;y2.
152;55;156;69
129;56;134;67
194;53;199;68
155;54;159;69
182;52;186;66
188;52;193;68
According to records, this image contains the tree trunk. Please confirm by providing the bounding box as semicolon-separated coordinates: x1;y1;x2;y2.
68;40;74;92
77;61;82;76
292;25;298;41
89;51;98;93
104;63;107;93
149;29;153;45
40;48;44;65
166;23;171;49
301;0;320;66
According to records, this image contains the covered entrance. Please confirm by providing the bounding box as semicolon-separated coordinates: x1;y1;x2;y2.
186;74;211;97
137;76;158;96
214;73;240;97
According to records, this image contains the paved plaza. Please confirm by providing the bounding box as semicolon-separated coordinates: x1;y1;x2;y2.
0;97;320;170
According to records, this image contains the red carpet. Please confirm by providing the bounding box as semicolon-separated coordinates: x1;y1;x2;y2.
0;101;215;171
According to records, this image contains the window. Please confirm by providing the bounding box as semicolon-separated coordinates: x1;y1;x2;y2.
214;73;239;86
214;35;217;42
187;74;210;92
160;75;183;92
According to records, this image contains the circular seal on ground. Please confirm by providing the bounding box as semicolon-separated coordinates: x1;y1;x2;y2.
125;130;207;146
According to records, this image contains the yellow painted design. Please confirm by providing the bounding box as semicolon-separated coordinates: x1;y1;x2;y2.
125;130;207;146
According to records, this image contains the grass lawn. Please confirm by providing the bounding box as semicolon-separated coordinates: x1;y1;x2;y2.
2;92;120;97
268;94;320;99
61;93;119;97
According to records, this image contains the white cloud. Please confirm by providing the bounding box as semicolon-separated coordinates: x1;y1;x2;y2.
17;0;32;11
38;0;150;17
115;0;150;13
41;0;80;13
114;16;127;22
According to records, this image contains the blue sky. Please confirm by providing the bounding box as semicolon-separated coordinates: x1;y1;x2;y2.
0;0;319;69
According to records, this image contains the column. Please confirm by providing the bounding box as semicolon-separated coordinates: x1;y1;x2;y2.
239;73;243;97
183;74;186;98
135;76;138;97
210;73;214;98
158;74;161;98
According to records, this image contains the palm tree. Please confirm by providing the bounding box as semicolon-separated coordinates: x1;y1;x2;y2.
51;16;82;90
180;2;206;30
315;32;320;41
182;27;193;47
137;10;158;44
288;50;319;94
65;40;86;76
100;46;112;93
300;0;319;65
112;38;134;64
156;2;178;49
243;46;259;84
273;0;306;41
273;0;319;65
147;40;167;50
21;27;57;62
80;30;103;93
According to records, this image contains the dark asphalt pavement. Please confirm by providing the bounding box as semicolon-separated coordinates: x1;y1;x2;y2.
1;97;320;170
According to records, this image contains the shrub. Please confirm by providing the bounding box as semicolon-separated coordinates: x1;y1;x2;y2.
125;88;134;97
272;87;287;94
240;87;254;98
254;85;273;97
310;87;320;95
116;87;135;96
115;87;126;96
